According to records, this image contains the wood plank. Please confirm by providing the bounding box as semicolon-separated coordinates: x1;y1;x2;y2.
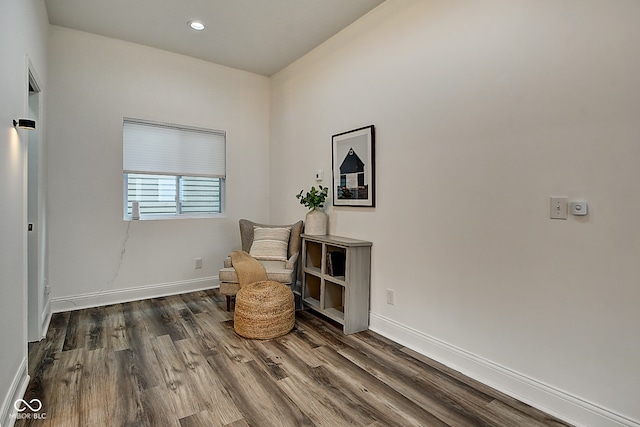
133;297;188;341
223;419;250;427
109;348;152;426
276;333;325;368
286;320;327;351
242;339;290;381
293;310;349;348
277;376;363;427
103;304;129;351
41;348;84;426
130;298;167;338
485;399;571;427
173;338;244;425
150;334;202;419
152;296;190;342
178;411;217;427
179;291;213;315
194;312;254;363
141;386;181;427
61;310;87;352
79;348;112;426
206;352;315;427
122;300;164;390
84;307;106;351
176;308;218;357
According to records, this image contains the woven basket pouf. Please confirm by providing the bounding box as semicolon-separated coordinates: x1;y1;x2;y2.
233;280;295;339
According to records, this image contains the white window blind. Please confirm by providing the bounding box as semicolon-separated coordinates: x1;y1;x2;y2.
123;118;225;218
123;118;225;178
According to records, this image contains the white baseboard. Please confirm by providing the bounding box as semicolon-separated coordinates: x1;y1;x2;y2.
50;276;219;313
369;312;638;427
0;357;30;427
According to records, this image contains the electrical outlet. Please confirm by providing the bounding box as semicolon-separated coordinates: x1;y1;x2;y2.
195;258;203;269
386;289;395;305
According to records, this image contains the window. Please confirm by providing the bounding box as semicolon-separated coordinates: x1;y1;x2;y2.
123;118;225;219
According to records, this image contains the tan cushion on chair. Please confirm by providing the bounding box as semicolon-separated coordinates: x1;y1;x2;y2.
219;282;239;296
220;261;293;285
260;260;295;283
249;227;291;261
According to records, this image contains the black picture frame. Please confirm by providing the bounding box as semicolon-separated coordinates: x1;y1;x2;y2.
332;125;375;207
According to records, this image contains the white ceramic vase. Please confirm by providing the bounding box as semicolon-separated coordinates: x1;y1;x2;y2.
305;208;328;235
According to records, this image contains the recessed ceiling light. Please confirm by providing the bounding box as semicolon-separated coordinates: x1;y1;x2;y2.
188;20;205;31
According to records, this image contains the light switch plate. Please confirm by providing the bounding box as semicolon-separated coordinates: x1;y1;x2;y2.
550;197;568;220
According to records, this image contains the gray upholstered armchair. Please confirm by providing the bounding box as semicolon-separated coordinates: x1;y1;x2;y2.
219;219;303;310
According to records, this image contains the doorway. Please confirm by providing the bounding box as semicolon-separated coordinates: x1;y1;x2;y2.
26;61;50;342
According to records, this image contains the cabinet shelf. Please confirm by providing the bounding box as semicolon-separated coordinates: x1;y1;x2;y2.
324;307;345;323
303;297;320;309
303;266;322;276
325;276;346;286
301;234;372;335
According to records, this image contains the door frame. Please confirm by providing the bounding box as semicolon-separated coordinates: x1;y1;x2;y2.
25;55;50;342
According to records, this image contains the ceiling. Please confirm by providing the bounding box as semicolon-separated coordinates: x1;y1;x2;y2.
44;0;385;76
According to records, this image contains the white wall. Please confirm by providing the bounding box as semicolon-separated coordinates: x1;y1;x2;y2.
270;1;640;425
0;0;49;424
47;27;271;308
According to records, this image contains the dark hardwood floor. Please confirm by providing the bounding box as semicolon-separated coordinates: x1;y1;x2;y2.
17;289;572;426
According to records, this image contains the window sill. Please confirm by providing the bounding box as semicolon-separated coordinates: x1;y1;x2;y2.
124;213;226;221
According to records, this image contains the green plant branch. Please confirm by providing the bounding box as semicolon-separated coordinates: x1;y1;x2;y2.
296;185;328;210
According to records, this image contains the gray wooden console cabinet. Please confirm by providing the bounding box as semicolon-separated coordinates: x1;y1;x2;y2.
301;234;372;334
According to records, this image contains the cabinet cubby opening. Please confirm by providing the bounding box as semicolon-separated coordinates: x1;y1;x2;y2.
324;280;345;321
303;273;321;307
305;241;323;270
326;245;346;279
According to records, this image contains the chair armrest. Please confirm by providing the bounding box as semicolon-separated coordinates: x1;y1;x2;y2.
285;253;299;270
224;257;232;268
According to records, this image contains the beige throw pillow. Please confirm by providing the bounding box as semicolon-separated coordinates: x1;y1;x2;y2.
249;227;291;261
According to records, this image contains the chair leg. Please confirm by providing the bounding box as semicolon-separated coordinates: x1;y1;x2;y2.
226;295;231;311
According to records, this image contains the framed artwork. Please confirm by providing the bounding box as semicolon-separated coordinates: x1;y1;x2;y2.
332;125;375;207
